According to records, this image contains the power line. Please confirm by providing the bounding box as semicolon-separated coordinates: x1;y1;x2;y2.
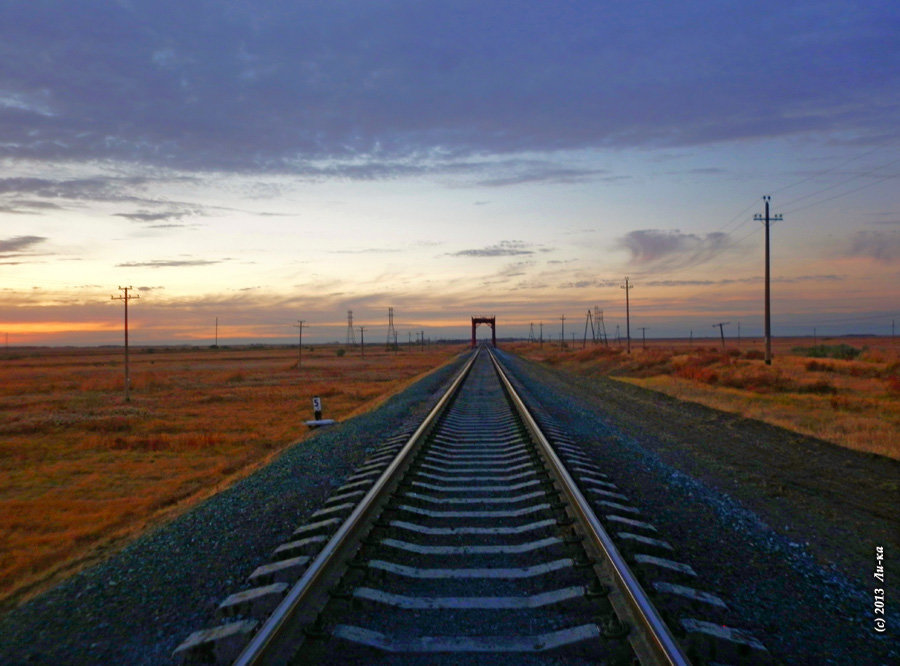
781;169;899;215
772;141;897;197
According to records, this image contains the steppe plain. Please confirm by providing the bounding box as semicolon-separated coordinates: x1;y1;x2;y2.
2;336;897;615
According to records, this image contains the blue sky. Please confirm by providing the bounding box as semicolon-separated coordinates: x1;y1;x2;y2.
1;1;898;344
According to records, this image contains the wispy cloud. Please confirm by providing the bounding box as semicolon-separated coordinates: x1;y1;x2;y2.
0;235;49;264
474;165;613;188
329;247;404;255
115;259;227;268
642;275;843;287
561;278;621;289
0;176;149;202
450;241;543;258
840;230;900;263
114;211;195;224
614;229;735;271
0;200;64;215
0;235;47;255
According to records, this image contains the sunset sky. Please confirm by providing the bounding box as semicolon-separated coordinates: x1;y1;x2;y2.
2;1;898;345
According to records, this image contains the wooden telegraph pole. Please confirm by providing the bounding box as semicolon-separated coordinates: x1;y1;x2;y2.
111;286;139;401
294;320;305;369
713;322;730;350
754;196;782;365
621;277;632;353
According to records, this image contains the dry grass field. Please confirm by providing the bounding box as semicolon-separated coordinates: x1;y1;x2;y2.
0;343;464;610
512;336;900;460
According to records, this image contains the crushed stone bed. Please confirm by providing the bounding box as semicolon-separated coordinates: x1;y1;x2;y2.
496;349;898;665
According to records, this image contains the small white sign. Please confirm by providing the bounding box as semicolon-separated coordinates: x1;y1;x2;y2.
312;396;322;412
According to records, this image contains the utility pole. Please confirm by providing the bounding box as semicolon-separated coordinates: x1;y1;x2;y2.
754;195;782;365
359;326;366;357
294;320;305;368
215;317;218;348
539;322;543;348
111;286;139;402
560;315;566;350
621;277;632;353
638;327;648;350
713;322;730;350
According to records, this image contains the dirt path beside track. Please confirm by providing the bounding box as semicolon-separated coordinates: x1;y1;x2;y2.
518;356;899;586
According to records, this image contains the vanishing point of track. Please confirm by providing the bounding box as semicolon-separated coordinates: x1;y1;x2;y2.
227;347;687;665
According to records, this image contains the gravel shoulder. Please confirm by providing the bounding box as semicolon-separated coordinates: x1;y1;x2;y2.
497;349;898;665
0;354;468;666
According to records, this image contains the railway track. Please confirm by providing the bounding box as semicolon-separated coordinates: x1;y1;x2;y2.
176;346;769;665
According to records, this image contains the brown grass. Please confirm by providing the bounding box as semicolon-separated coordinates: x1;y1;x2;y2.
0;343;463;610
511;337;900;460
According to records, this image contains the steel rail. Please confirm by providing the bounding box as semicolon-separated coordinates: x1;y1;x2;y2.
488;348;691;666
233;348;481;666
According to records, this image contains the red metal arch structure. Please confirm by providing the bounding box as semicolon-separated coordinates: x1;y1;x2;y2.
471;316;496;348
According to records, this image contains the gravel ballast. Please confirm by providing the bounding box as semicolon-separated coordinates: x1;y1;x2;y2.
495;349;898;665
1;348;896;665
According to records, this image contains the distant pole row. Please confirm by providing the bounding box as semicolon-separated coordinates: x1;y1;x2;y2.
537;197;783;358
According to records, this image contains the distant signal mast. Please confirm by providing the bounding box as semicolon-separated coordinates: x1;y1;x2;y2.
386;307;398;351
346;310;356;345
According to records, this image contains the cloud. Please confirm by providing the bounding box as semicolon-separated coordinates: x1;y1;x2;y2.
555;277;620;290
450;240;541;258
642;275;843;287
115;259;226;268
474;165;612;188
614;229;735;271
329;247;404;255
0;176;148;201
0;200;64;215
114;211;192;223
0;235;47;259
841;230;900;262
0;2;894;173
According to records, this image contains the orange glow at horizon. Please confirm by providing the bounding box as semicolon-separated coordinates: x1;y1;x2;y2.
3;322;120;345
4;322;120;335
